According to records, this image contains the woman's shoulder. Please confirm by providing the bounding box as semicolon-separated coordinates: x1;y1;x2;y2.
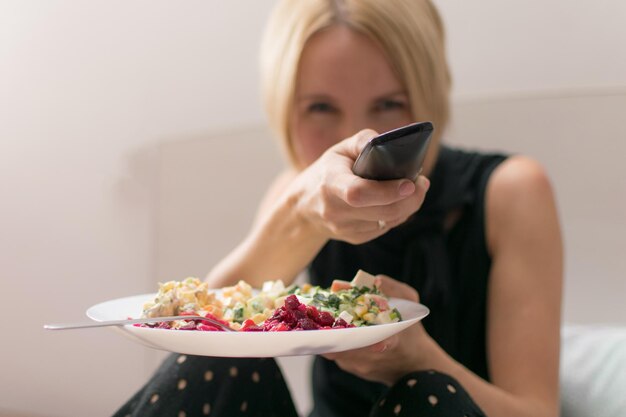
484;155;559;254
441;146;553;190
488;155;555;207
438;146;554;206
437;146;559;256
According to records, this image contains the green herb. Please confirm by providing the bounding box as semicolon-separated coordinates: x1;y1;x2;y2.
233;306;244;322
313;293;327;303
326;294;341;310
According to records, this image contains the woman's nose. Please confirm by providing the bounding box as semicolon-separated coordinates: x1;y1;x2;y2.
338;116;373;140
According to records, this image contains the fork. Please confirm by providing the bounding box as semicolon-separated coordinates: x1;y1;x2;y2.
43;315;235;331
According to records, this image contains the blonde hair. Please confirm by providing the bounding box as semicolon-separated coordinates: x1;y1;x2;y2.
260;0;451;166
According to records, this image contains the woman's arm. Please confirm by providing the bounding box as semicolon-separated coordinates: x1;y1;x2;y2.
477;155;563;417
324;155;563;417
205;167;325;289
206;130;430;289
427;156;563;417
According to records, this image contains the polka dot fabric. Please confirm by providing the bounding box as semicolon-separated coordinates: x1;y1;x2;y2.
113;355;485;417
370;371;486;417
113;354;298;417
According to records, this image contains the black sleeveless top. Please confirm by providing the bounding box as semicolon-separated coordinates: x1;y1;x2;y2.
308;146;507;417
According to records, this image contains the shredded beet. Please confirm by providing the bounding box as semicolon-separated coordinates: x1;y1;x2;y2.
259;295;354;331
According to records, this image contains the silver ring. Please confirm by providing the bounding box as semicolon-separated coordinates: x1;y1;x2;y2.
377;220;387;230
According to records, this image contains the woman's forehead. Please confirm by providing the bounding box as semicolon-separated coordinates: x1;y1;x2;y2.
296;26;404;98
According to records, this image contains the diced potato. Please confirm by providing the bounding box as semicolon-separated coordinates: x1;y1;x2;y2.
362;312;376;323
374;310;392;324
261;280;285;296
221;297;233;308
350;269;376;289
338;310;354;324
354;304;368;317
251;313;267;325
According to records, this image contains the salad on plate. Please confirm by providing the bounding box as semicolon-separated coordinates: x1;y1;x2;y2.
138;270;402;332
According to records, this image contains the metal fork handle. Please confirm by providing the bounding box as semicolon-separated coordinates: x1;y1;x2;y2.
43;315;234;331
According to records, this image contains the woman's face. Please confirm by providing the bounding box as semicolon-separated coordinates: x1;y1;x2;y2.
290;25;413;167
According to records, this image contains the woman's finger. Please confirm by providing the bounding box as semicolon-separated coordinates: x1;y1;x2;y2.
375;275;420;302
328;173;418;208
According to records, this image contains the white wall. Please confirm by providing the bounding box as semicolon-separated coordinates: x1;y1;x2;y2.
437;0;626;98
1;2;274;416
1;1;624;416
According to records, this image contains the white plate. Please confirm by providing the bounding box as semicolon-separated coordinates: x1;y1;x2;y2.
86;293;429;357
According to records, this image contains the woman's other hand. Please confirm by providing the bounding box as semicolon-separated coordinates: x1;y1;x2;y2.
323;275;438;386
288;129;430;245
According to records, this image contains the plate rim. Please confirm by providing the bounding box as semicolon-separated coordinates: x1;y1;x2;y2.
86;292;430;356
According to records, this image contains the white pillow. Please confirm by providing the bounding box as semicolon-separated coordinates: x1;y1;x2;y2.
560;324;626;417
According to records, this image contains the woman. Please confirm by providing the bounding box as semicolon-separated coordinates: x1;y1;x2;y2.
114;1;562;416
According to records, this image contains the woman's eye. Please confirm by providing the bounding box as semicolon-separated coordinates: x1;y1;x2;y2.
307;102;335;113
374;100;406;111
